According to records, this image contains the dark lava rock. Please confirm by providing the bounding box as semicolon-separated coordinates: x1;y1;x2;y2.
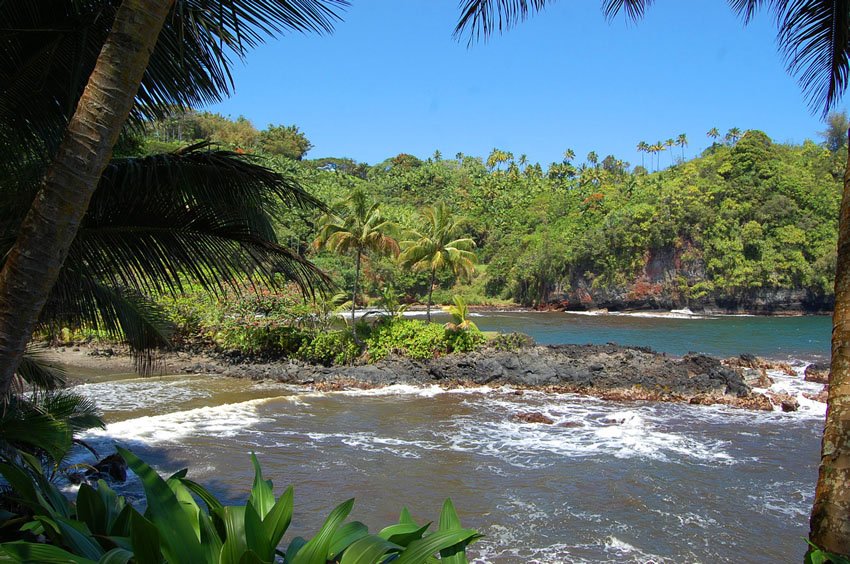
804;362;830;384
514;412;555;424
85;453;127;483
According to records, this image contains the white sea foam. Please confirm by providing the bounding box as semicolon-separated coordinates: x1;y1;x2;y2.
82;397;277;445
751;363;828;419
446;396;733;466
71;377;212;412
564;309;709;320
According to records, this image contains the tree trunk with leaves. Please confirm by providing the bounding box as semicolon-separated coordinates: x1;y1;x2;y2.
0;0;175;395
809;129;850;556
426;268;437;322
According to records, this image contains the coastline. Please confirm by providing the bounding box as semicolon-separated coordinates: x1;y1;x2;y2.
43;342;824;413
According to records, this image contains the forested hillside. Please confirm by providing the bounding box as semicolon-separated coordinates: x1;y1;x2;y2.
143;112;843;313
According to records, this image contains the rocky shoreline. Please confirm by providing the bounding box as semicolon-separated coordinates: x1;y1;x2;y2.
45;343;825;412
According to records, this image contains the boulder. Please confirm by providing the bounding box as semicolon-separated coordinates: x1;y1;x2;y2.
804;363;830;384
85;453;127;483
766;391;800;412
514;412;555;424
804;385;829;404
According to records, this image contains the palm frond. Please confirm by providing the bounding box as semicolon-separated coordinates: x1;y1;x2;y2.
602;0;654;21
0;0;348;162
16;349;66;391
773;0;850;115
454;0;551;43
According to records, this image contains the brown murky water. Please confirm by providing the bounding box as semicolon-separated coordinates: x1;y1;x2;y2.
74;369;824;563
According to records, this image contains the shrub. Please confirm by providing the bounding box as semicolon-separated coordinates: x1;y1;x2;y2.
367;319;449;360
444;326;486;352
489;332;535;351
0;449;480;563
297;330;360;366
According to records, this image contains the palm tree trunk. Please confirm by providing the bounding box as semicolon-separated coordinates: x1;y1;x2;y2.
809;130;850;557
351;251;362;344
426;268;436;322
0;0;174;395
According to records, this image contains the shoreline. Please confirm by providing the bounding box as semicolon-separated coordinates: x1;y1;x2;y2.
43;343;824;413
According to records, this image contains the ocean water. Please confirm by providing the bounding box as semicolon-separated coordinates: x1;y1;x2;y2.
71;313;830;562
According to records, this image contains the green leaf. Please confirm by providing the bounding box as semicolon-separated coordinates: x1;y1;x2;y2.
291;498;354;564
378;523;431;547
438;498;470;564
166;478;201;542
95;481;126;535
398;507;416;526
394;530;479;564
244;502;270;561
118;448;204;563
97;548;134;564
338;535;403;564
261;485;293;551
107;506;134;538
284;536;307;563
248;453;275;519
0;541;97;563
0;463;39;511
76;484;107;536
328;521;369;559
237;550;265;564
178;478;224;513
217;506;248;564
54;517;104;561
128;511;160;564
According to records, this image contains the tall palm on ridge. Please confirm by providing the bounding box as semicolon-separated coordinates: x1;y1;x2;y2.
400;203;476;322
0;0;347;392
455;0;850;555
313;189;399;337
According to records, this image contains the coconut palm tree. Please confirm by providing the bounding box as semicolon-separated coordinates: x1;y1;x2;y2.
313;190;399;335
400;203;477;321
636;141;649;168
665;138;675;165
454;0;850;555
676;133;688;160
726;127;743;145
0;0;344;393
707;127;721;146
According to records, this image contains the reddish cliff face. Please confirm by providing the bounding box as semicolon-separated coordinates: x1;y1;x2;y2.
550;245;833;314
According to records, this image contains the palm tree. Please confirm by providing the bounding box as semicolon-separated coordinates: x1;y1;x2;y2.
726;127;742;145
563;148;576;162
400;203;476;321
454;0;850;555
313;190;399;334
0;0;343;393
665;138;675;165
654;141;666;171
636;141;649;168
707;127;721;146
676;133;688;160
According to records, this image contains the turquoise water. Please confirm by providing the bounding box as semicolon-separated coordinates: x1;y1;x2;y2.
435;311;831;361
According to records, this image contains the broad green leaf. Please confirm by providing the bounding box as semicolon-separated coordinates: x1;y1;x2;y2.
95;481;126;534
284;536;307;563
108;505;135;537
291;498;354;564
244;501;270;561
217;506;248;564
0;463;39;512
338;535;403;564
378;523;431;547
261;485;293;550
54;516;104;561
97;548;133;564
76;484;107;535
0;541;97;563
394;529;479;564
248;453;274;519
178;478;224;513
167;468;188;480
166;477;201;541
398;507;416;526
237;549;265;564
128;510;160;564
438;499;470;564
118;447;205;563
328;521;369;559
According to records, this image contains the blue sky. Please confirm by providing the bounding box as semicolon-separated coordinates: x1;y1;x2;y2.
206;1;843;168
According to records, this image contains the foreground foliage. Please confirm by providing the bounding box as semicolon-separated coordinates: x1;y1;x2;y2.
0;450;479;563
